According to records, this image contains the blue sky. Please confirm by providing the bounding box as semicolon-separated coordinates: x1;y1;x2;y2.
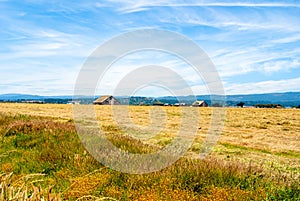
1;0;300;96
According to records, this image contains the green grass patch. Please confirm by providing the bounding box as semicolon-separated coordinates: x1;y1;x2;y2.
274;150;300;158
220;142;273;155
220;142;300;159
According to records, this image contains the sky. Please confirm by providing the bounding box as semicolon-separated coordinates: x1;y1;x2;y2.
1;0;300;96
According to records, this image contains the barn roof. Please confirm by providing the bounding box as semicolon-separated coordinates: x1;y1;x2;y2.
93;95;112;103
192;100;207;106
193;100;204;104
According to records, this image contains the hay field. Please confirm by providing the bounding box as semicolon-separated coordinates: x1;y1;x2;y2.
0;103;299;200
1;103;299;159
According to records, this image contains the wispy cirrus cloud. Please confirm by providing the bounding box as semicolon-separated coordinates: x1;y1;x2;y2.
225;77;300;94
0;0;299;95
108;0;300;13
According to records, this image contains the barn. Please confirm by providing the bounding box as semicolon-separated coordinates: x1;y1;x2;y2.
192;100;208;107
93;95;120;105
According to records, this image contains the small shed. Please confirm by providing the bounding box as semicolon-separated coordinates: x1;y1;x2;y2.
174;103;186;107
192;100;208;107
93;95;120;105
67;100;80;105
153;101;164;106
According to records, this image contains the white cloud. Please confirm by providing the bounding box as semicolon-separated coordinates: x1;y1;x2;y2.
270;35;300;44
262;59;300;73
0;26;96;60
109;0;300;14
1;0;300;95
0;62;80;95
225;77;300;94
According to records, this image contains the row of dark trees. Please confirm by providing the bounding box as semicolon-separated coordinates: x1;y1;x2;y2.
235;102;294;108
254;103;283;108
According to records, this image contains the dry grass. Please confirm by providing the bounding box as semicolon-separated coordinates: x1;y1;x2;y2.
0;103;73;121
0;103;299;200
221;108;300;152
1;103;299;172
2;103;298;152
0;172;61;201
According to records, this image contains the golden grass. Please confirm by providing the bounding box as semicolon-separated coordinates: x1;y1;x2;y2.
0;104;299;200
1;103;299;152
0;172;61;201
2;103;298;152
0;103;73;120
1;103;299;182
221;108;300;152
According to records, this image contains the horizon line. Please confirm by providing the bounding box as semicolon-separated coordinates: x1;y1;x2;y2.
1;91;300;98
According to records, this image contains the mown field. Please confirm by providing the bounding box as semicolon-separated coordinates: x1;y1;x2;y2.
0;103;299;200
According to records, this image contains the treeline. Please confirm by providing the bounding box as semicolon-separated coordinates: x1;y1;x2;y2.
254;103;283;108
1;98;300;108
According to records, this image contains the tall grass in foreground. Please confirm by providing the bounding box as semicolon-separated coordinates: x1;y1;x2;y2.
0;172;61;201
0;112;299;200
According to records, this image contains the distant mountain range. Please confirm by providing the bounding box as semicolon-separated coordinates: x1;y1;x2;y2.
0;94;73;100
0;92;299;107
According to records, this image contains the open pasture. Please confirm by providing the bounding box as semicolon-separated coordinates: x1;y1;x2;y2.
0;103;299;200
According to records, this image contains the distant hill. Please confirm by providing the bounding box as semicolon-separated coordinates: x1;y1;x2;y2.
0;93;75;101
0;93;74;104
152;92;300;107
223;92;300;107
0;93;43;100
0;92;300;107
225;92;300;102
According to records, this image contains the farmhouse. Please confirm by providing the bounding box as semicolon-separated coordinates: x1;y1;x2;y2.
21;100;44;104
192;100;208;107
93;95;120;105
173;103;186;107
67;100;80;105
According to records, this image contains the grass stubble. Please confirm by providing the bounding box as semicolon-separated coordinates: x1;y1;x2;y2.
0;103;299;200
